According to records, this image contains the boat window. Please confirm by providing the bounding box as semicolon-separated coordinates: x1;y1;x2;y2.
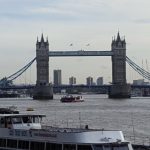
32;116;39;123
103;145;111;150
30;141;45;150
39;116;43;122
63;144;76;150
18;140;29;149
77;145;92;150
0;138;6;147
5;117;12;128
0;118;5;127
46;143;62;150
0;118;4;124
12;117;22;124
93;145;103;150
113;145;129;150
22;116;32;123
7;139;17;148
103;144;129;150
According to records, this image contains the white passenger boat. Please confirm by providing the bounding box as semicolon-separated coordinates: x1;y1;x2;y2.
0;108;133;150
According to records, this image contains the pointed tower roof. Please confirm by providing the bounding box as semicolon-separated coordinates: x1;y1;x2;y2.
123;36;126;43
36;36;39;44
41;33;44;42
46;36;49;44
116;32;121;41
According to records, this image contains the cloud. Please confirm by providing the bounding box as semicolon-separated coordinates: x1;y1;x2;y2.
26;0;123;23
0;0;133;23
0;0;150;24
28;0;102;20
134;19;150;24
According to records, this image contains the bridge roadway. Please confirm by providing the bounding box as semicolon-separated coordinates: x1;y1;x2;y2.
1;84;150;90
49;50;113;57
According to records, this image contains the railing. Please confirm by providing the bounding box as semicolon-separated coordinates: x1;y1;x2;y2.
49;50;113;57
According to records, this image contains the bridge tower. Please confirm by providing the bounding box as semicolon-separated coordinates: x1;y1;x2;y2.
33;34;53;100
109;32;131;98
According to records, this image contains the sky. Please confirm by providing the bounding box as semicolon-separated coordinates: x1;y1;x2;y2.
0;0;150;84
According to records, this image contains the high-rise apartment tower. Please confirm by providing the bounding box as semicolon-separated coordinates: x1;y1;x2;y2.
53;70;62;85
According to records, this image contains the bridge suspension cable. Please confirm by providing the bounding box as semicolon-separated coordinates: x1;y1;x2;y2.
0;58;36;86
126;56;150;80
1;55;150;87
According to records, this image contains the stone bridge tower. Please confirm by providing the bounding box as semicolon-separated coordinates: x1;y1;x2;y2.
109;32;131;98
33;34;53;100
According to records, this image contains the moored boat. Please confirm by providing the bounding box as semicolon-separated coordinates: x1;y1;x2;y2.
0;110;133;150
0;107;19;114
0;90;19;98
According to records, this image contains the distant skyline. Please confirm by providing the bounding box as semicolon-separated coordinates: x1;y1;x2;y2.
0;0;150;84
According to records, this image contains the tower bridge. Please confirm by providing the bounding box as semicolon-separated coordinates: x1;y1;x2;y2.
1;32;150;99
32;32;130;99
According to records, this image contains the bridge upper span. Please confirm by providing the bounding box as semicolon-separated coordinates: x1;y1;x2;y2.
49;50;113;57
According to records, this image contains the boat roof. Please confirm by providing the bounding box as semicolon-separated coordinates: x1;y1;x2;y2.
44;126;122;133
32;127;126;143
0;114;46;117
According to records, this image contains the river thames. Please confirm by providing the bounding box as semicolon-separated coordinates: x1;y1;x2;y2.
0;94;150;144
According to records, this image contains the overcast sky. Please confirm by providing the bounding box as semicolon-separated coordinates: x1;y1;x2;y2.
0;0;150;84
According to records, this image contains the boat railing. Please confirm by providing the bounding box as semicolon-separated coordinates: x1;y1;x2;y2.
42;125;124;134
42;125;91;133
125;135;150;146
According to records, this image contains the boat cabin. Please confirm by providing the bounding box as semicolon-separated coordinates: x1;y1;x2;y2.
0;114;45;129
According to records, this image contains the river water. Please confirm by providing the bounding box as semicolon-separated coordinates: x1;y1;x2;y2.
0;94;150;144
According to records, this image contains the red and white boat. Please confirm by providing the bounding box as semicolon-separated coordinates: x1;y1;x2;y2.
60;95;84;103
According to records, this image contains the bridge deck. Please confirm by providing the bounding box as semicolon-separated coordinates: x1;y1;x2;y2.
49;50;113;57
1;84;150;90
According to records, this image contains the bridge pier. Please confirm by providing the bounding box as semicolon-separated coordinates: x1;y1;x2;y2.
33;84;53;99
33;34;53;100
109;32;131;98
109;84;131;98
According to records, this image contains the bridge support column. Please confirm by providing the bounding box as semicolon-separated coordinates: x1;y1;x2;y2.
33;34;53;100
109;84;131;98
109;32;131;98
33;84;53;99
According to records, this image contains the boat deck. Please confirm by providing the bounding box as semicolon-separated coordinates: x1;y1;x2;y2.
42;125;120;133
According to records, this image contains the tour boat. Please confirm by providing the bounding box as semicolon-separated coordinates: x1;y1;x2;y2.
0;108;134;150
60;95;84;103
